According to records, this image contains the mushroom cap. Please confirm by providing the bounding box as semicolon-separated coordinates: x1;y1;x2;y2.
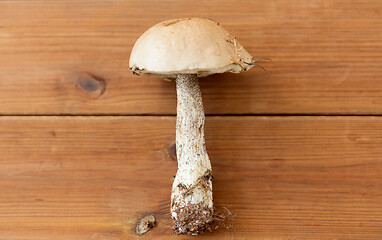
129;18;254;78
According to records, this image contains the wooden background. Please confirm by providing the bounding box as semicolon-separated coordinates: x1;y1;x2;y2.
1;0;381;239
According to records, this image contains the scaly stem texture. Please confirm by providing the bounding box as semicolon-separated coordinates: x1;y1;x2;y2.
171;74;214;235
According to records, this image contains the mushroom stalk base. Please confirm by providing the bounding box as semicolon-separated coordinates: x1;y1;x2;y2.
171;74;214;235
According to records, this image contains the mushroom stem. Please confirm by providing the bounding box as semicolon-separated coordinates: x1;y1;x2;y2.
171;74;214;235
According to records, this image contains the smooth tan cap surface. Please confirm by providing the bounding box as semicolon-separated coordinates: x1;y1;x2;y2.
129;18;254;78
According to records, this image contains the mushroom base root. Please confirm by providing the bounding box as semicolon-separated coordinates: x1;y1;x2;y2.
172;203;213;235
171;170;214;235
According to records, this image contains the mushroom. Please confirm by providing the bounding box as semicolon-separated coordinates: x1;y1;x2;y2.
129;18;258;235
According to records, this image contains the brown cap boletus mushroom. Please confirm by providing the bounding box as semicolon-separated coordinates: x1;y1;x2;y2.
129;17;261;235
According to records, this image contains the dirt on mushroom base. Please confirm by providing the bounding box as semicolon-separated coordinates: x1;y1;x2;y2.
172;204;236;235
171;170;235;235
171;170;213;235
172;203;213;235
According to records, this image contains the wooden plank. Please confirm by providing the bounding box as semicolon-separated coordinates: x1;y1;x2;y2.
1;0;382;115
0;116;381;239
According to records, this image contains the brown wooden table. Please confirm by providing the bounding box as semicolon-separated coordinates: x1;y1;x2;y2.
0;1;381;239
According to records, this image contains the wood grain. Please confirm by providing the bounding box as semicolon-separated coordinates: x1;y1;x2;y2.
0;116;381;239
1;0;382;115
